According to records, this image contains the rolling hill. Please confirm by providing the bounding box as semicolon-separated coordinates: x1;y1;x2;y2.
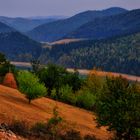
0;22;42;61
0;84;112;139
65;9;140;40
0;22;16;33
0;16;60;32
39;32;140;76
27;7;127;42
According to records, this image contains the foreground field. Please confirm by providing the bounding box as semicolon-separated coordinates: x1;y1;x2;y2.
0;85;112;140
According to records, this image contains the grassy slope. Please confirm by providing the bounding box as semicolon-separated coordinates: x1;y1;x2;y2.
0;85;112;139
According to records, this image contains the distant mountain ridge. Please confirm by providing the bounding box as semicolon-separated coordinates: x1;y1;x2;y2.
0;16;60;32
0;22;42;61
27;7;127;42
0;22;16;33
65;9;140;40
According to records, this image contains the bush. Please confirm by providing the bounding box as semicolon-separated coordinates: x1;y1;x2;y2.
30;122;49;139
48;106;63;127
76;90;96;110
50;88;57;99
59;85;77;105
31;122;47;134
17;71;47;104
9;120;29;137
0;52;15;77
61;130;82;140
3;72;17;89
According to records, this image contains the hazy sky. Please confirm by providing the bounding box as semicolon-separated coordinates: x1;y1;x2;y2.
0;0;140;17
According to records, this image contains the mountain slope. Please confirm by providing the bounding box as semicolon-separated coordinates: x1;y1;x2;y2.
0;16;60;32
27;7;127;42
66;9;140;39
39;32;140;76
0;22;16;33
0;84;112;139
0;22;42;61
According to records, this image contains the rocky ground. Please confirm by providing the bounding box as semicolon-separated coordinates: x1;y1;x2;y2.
0;123;25;140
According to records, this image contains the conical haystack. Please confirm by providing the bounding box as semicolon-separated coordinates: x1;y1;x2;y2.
3;73;17;89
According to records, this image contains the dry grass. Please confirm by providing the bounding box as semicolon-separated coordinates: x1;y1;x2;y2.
67;69;140;82
51;39;83;45
0;85;112;140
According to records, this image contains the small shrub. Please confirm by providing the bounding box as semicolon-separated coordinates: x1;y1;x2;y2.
59;85;77;105
50;88;57;99
3;72;17;89
76;90;96;110
9;120;29;137
48;106;63;127
61;129;82;140
31;122;47;135
47;106;63;139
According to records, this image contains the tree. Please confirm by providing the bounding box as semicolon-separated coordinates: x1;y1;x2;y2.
31;59;41;74
95;76;140;139
64;70;82;93
0;52;15;77
37;64;83;96
86;68;104;95
17;71;47;104
3;72;17;89
37;63;68;95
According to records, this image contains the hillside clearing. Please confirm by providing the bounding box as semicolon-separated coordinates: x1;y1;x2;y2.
0;85;112;139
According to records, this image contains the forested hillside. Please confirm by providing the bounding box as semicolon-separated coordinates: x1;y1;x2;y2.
65;9;140;39
27;7;126;42
0;32;42;61
0;22;16;33
0;16;59;32
39;32;140;76
0;22;42;61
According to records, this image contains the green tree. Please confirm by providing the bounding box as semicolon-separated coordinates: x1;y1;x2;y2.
38;64;82;96
85;69;104;95
76;89;96;110
31;59;41;74
95;76;140;139
17;71;47;104
64;71;82;93
59;85;76;105
37;63;67;95
0;52;15;77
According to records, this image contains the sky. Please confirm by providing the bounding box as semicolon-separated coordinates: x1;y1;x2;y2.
0;0;140;17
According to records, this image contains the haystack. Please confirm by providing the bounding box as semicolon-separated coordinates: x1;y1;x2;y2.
3;73;17;89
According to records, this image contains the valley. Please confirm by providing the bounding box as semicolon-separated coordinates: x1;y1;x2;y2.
0;5;140;140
